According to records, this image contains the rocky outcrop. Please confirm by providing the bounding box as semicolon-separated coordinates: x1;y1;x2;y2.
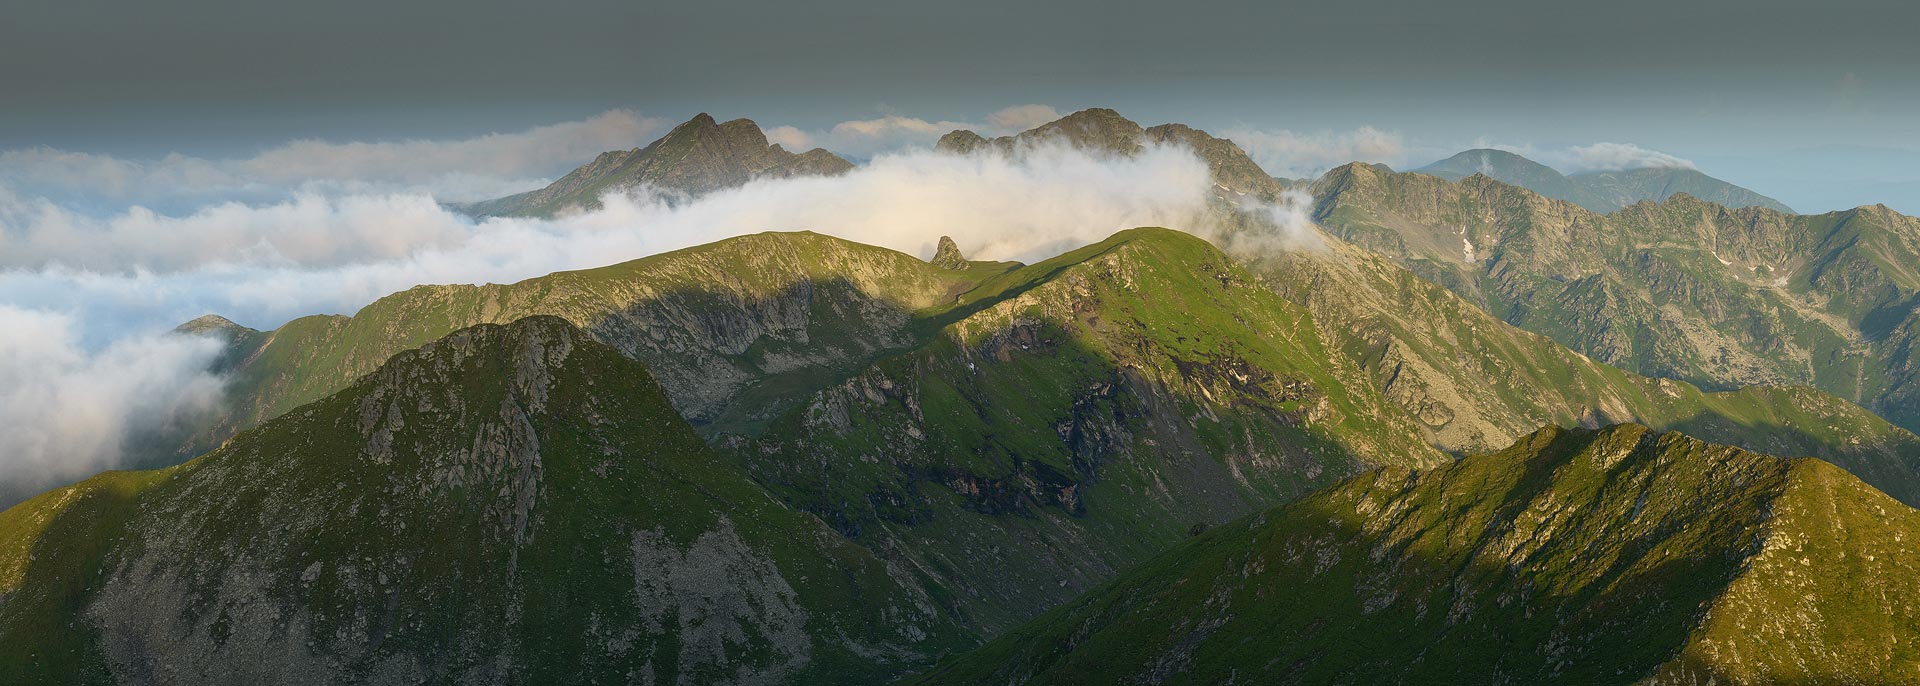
929;235;968;270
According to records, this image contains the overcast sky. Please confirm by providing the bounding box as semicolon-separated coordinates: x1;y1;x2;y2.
3;0;1917;210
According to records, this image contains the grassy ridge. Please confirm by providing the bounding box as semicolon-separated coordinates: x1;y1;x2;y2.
919;425;1920;684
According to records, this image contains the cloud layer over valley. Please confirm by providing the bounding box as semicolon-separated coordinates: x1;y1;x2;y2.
1;134;1322;494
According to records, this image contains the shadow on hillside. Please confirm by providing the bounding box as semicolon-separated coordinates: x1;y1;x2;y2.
920;426;1783;683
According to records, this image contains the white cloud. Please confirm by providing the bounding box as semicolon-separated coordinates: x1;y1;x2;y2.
1222;126;1408;179
763;125;816;150
0;141;1336;492
0;305;225;491
1554;142;1696;173
0;110;667;209
772;104;1066;158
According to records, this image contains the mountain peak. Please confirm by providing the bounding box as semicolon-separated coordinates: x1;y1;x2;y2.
3;315;966;682
461;112;851;216
172;313;252;335
930;235;968;269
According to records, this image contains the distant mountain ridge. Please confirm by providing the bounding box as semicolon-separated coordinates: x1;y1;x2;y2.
1311;161;1920;434
1416;148;1793;213
461;113;853;217
936;108;1289;199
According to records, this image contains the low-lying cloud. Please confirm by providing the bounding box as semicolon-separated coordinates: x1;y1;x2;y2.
0;306;226;495
767;104;1065;158
1556;142;1696;173
1223;125;1409;179
2;139;1337;493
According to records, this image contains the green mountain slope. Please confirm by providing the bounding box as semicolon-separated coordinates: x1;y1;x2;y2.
1250;229;1920;505
920;424;1920;685
173;231;1017;462
1416;148;1792;213
461;113;853;217
738;228;1444;633
0;317;963;684
1312;161;1920;433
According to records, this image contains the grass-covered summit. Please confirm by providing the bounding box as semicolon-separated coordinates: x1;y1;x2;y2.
920;424;1920;685
0;316;964;684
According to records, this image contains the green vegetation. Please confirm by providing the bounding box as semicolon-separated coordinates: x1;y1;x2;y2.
920;425;1920;684
0;317;965;684
741;227;1443;632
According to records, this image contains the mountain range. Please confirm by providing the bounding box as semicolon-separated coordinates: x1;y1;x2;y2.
1311;161;1920;435
5;108;1920;684
1415;148;1795;214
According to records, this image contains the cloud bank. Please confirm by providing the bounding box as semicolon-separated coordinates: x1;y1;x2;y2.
3;139;1336;493
1224;126;1409;179
1555;143;1697;173
0;306;226;493
768;105;1065;158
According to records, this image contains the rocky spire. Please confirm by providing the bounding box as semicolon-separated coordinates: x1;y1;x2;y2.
930;236;968;269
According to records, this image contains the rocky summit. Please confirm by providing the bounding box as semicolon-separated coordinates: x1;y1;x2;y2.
461;113;854;217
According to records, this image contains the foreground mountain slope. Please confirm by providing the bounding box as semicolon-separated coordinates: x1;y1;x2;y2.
920;424;1920;685
1252;229;1920;505
742;227;1445;633
1415;148;1791;213
0;317;963;684
1312;161;1920;433
463;113;853;217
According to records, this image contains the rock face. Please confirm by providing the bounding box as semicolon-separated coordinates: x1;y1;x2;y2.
920;424;1920;685
463;113;855;217
929;235;968;270
935;108;1287;199
1312;161;1920;434
0;317;964;684
1415;148;1793;214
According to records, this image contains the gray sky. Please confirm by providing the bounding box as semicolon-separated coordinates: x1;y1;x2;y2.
3;0;1918;212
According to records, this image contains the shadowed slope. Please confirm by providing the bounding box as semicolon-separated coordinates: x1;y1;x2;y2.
0;317;965;684
920;425;1920;684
